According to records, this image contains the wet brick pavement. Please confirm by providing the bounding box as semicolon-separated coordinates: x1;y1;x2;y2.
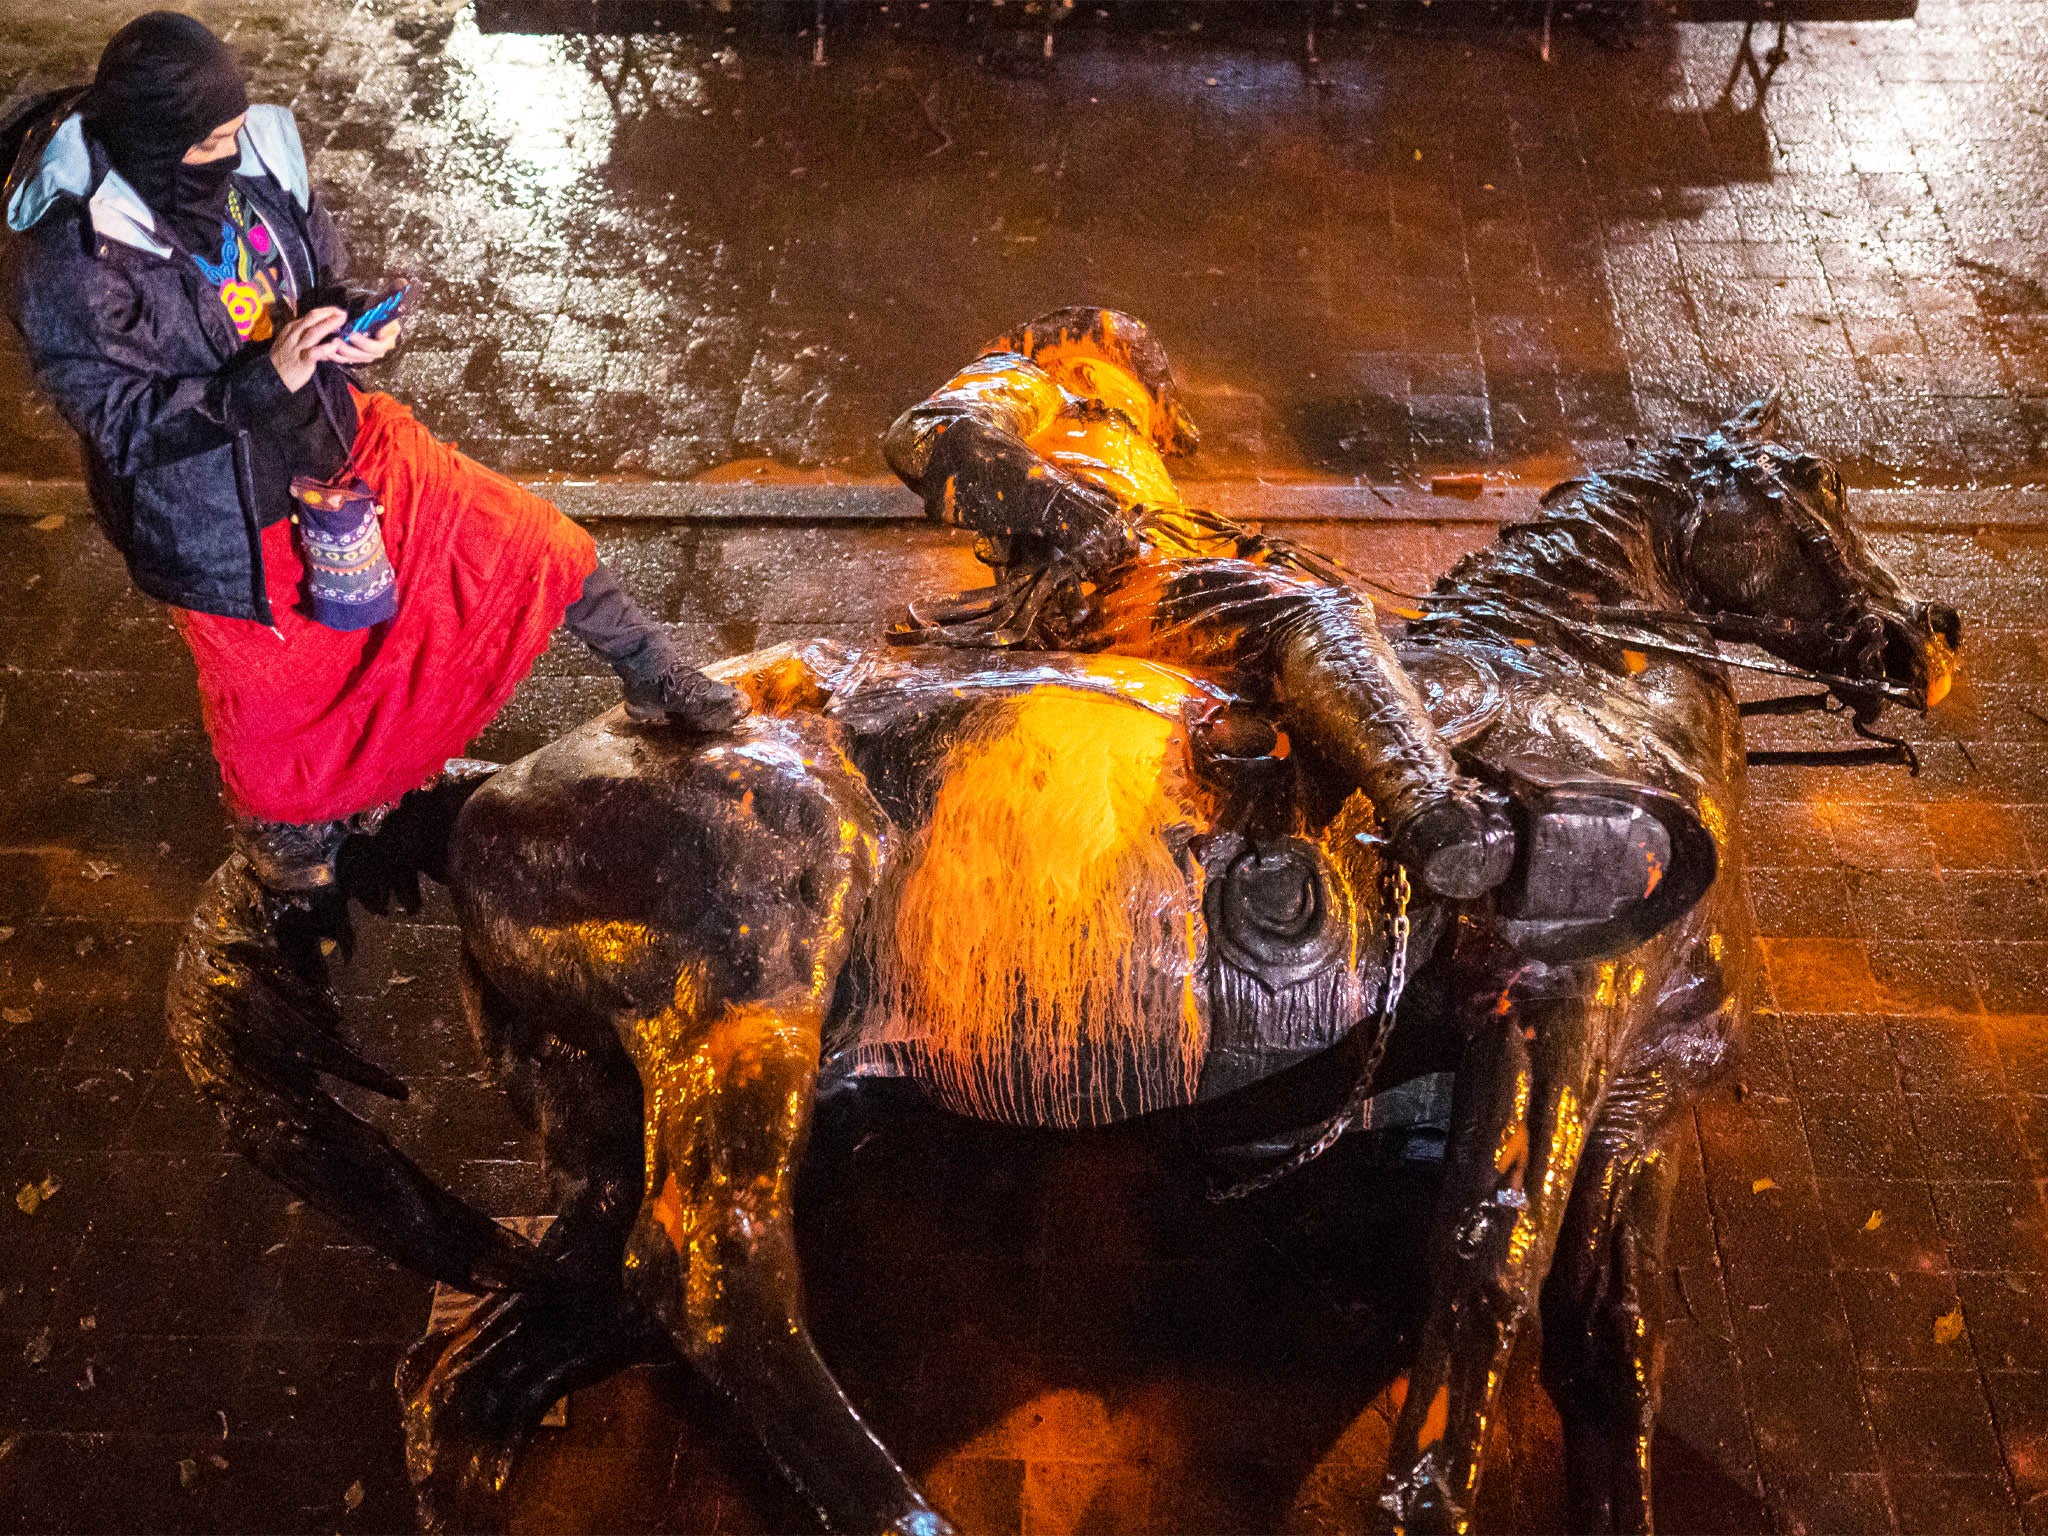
5;0;2048;487
5;2;2048;1534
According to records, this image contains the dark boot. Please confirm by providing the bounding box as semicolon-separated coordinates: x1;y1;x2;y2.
563;564;750;732
1271;588;1516;900
230;815;351;896
1271;589;1712;951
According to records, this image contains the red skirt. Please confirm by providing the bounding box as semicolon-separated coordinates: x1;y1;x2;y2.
176;391;598;823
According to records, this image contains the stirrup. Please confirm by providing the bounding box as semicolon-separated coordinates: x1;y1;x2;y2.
1491;756;1718;964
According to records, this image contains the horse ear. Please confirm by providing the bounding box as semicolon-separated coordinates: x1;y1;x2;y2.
1724;390;1784;440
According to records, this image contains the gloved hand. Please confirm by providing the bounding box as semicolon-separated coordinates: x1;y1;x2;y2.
1043;477;1140;577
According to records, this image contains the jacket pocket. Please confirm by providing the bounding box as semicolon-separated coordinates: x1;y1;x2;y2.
129;440;257;616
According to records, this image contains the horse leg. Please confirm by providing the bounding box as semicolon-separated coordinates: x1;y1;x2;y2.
167;858;542;1293
627;989;950;1536
1538;1114;1679;1536
1376;989;1601;1535
398;953;662;1529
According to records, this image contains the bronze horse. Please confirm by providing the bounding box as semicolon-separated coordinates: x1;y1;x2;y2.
169;400;1957;1534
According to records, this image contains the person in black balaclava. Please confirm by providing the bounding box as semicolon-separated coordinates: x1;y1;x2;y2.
6;11;748;899
81;11;250;254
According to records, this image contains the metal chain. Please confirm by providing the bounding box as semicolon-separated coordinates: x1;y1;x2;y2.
1209;865;1412;1202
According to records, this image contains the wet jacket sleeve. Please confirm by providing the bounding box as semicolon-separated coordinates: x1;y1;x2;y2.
882;353;1136;571
12;244;298;477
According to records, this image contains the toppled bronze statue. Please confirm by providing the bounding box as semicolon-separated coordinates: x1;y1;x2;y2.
168;309;1959;1534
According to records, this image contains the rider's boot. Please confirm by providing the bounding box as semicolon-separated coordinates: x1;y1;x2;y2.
563;563;751;732
1272;588;1704;949
1272;587;1516;901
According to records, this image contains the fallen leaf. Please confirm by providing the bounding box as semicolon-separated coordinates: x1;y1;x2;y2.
1752;1176;1777;1194
1935;1308;1965;1345
79;860;118;882
387;974;416;987
178;1457;199;1490
32;514;64;531
1863;1209;1884;1231
1;1008;29;1026
0;1434;17;1463
344;1480;365;1512
15;1183;42;1215
67;772;95;786
23;1328;51;1365
205;1452;228;1471
319;938;338;957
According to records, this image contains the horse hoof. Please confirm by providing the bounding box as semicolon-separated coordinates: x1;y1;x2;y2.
397;1285;653;1532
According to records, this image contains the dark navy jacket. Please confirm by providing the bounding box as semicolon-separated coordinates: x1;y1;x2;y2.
4;103;357;624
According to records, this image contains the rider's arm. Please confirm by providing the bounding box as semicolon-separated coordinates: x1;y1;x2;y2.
883;353;1136;572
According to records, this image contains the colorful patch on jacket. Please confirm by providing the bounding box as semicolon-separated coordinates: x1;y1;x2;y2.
192;186;290;342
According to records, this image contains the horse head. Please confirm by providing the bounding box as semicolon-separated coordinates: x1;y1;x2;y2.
1671;396;1962;717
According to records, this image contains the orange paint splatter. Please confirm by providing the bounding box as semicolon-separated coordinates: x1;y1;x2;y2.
1419;1385;1450;1450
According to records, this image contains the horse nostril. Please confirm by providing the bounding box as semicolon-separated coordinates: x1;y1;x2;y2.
1921;602;1963;650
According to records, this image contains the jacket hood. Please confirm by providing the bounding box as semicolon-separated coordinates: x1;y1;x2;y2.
6;102;310;257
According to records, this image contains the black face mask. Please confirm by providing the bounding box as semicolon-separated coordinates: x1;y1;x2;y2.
168;153;238;255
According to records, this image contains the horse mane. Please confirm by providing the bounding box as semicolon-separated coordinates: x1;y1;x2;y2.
1415;439;1701;661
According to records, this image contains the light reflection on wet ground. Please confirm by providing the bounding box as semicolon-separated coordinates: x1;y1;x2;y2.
4;1;2048;486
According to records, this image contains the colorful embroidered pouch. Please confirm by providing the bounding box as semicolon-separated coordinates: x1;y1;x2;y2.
289;475;400;630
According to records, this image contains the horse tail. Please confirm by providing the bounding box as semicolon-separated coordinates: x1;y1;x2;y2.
166;764;546;1294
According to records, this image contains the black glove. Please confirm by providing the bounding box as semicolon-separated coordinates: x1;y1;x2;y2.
1044;478;1140;576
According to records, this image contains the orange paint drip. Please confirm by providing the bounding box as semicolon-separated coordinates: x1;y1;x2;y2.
1496;1122;1529;1177
864;688;1208;1126
1418;1385;1450;1450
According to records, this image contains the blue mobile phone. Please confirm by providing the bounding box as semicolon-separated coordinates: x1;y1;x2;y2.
343;281;412;339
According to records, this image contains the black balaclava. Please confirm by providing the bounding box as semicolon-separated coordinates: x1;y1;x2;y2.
82;12;250;254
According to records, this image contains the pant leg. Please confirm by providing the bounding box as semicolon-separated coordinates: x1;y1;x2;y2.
1086;559;1460;823
562;561;679;686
